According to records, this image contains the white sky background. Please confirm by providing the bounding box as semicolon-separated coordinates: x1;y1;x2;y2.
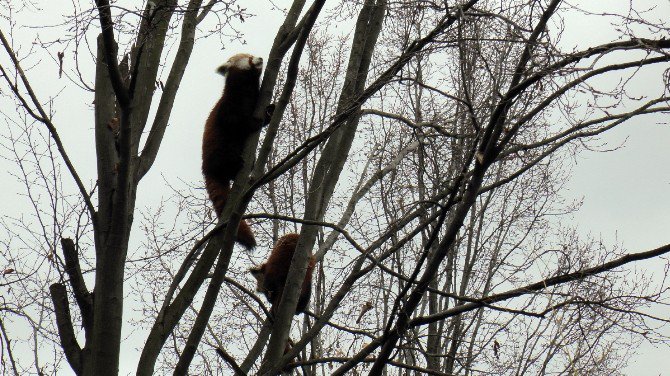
0;0;669;375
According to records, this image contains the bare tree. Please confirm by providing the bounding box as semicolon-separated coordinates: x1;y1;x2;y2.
1;0;670;375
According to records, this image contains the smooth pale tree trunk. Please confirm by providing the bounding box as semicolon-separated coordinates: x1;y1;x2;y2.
48;0;199;374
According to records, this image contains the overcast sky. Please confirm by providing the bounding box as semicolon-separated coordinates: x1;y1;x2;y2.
0;1;668;375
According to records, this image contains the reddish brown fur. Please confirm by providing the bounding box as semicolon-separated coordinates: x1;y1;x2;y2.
202;53;265;249
203;177;256;248
250;233;316;315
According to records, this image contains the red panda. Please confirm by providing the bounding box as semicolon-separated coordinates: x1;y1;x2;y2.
202;53;272;249
249;233;316;315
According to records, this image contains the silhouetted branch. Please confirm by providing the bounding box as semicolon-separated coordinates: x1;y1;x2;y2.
0;29;97;226
60;238;93;335
49;283;82;375
93;0;130;108
214;346;246;376
411;243;670;326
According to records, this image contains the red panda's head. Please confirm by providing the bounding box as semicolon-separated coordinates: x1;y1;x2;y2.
249;263;267;293
216;53;263;76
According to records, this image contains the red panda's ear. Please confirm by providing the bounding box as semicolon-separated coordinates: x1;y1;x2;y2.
249;264;265;278
216;64;228;75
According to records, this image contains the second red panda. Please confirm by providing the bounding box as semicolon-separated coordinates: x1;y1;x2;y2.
249;233;316;315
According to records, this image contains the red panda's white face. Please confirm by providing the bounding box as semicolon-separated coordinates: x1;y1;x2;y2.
249;265;267;293
217;53;263;75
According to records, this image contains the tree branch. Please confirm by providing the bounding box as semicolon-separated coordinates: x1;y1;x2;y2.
49;283;82;375
253;0;483;189
214;346;246;376
60;238;93;336
411;243;670;327
360;108;473;138
0;29;97;227
138;0;203;179
478;0;562;164
482;99;670;194
497;56;670;150
93;0;130;108
172;210;247;374
0;317;20;376
290;356;457;376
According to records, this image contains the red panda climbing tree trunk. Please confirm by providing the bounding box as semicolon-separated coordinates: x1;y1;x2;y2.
202;53;269;249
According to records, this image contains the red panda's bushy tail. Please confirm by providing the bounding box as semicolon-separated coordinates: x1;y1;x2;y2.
204;177;257;249
235;219;257;249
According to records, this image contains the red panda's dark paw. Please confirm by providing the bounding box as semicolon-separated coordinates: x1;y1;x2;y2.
263;103;276;126
237;235;256;250
238;239;256;251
